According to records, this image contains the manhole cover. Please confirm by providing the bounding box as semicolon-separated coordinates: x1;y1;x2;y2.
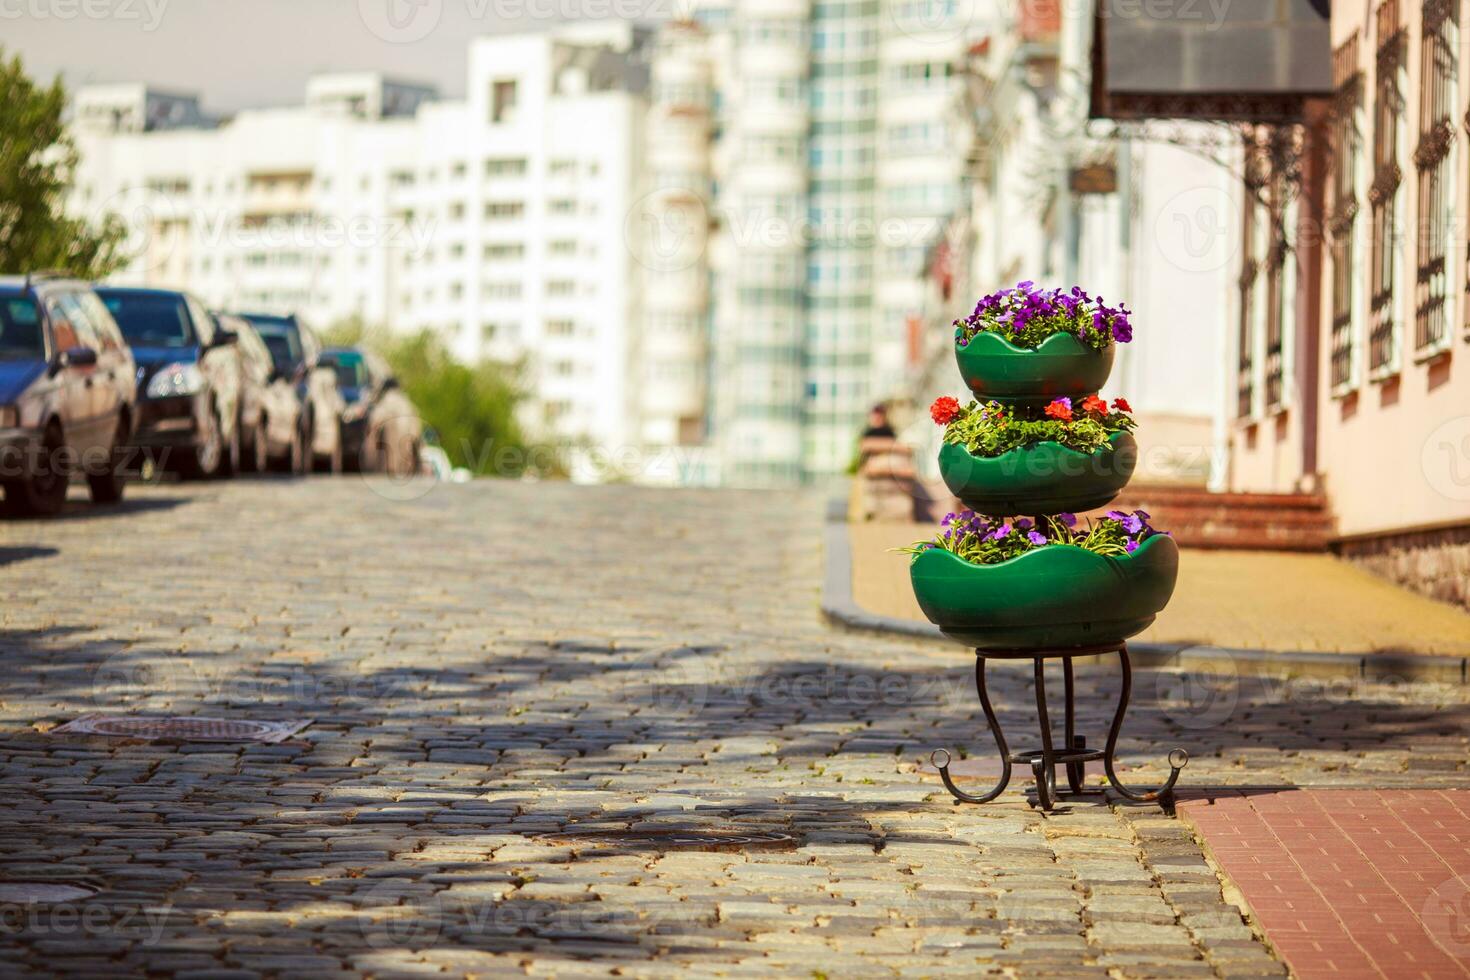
0;882;98;903
541;830;797;852
51;715;311;743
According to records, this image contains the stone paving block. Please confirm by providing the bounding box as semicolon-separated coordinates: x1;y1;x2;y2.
8;482;1459;976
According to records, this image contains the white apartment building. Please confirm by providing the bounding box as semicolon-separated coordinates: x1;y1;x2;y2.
637;0;985;487
69;25;649;464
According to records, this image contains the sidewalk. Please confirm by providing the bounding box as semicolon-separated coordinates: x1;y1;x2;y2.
849;521;1470;657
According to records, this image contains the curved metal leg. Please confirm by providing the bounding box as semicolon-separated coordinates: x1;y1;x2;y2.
1103;644;1188;803
1032;758;1054;810
932;656;1012;804
1033;658;1056;811
1063;659;1085;793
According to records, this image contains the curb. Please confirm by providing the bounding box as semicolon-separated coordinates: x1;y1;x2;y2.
820;500;1469;684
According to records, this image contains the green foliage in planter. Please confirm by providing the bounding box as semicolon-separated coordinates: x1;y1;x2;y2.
930;395;1136;457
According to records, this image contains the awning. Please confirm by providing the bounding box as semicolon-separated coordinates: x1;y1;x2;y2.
1090;0;1332;122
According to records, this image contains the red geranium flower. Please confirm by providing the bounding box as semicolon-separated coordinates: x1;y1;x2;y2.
1112;397;1132;413
1081;394;1107;416
930;396;961;425
1044;397;1073;421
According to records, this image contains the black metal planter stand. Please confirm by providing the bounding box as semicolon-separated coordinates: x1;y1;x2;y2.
931;641;1188;811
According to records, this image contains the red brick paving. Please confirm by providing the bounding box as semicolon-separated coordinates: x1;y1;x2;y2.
1181;789;1470;979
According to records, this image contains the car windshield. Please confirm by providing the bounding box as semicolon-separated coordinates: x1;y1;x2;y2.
0;297;45;361
99;292;195;348
258;334;297;374
331;352;367;391
242;316;302;370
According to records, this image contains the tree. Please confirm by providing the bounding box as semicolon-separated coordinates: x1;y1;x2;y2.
0;48;125;277
325;318;552;477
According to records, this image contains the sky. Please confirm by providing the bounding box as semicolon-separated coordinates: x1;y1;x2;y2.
4;0;668;112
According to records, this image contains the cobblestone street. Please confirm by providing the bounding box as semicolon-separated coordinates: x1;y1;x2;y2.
2;480;1469;977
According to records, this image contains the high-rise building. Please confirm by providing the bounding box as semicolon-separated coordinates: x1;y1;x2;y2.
69;25;650;468
638;1;982;486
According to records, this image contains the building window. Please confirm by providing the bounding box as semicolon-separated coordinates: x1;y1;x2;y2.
483;321;515;343
1237;128;1295;418
484;201;524;220
1369;0;1405;376
1262;179;1289;414
483;242;525;260
491;79;518;123
485;157;527;178
1417;0;1456;354
1330;34;1363;391
484;281;522;300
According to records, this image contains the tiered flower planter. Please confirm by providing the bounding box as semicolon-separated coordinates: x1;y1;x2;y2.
909;533;1179;650
909;286;1187;811
955;331;1116;406
937;431;1139;517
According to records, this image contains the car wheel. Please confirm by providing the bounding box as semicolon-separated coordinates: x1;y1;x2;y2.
88;417;129;505
250;419;268;473
184;408;224;479
387;435;414;477
219;416;241;478
317;429;343;476
3;425;69;517
369;431;390;474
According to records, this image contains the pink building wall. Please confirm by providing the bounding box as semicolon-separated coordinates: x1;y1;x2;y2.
1232;0;1470;545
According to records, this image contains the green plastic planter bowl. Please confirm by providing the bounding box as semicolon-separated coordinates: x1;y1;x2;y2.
938;431;1137;517
909;533;1180;650
955;331;1116;405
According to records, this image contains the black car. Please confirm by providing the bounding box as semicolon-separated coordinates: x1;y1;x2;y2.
0;275;138;515
220;314;306;473
321;346;422;475
96;287;243;479
235;313;345;474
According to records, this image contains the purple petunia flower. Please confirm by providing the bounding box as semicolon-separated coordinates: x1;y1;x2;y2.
1106;510;1127;521
1125;539;1140;553
1122;514;1144;534
1135;509;1151;520
990;523;1012;541
1014;518;1033;531
1027;530;1047;546
1057;512;1077;527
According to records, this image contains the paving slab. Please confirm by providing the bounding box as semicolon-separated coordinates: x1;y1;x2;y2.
1182;788;1470;979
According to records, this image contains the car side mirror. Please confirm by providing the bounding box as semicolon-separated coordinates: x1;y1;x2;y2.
55;346;98;371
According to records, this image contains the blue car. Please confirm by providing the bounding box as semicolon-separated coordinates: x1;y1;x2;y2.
0;274;137;516
96;287;244;479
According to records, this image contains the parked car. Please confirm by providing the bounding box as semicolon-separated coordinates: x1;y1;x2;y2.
96;287;243;479
320;346;422;475
218;314;305;474
0;275;137;515
234;313;344;474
